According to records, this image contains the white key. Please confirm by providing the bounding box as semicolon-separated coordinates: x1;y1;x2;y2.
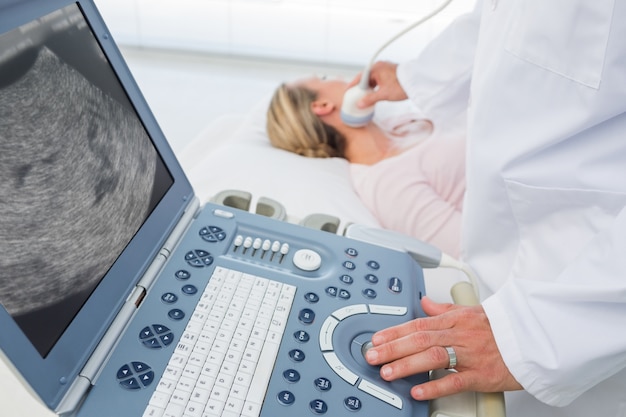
143;405;165;417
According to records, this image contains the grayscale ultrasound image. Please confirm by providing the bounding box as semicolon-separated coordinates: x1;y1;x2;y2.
0;45;157;311
0;45;157;316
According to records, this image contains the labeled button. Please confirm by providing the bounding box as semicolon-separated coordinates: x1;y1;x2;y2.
323;352;359;385
315;377;332;392
358;379;403;409
388;277;403;294
283;369;301;383
345;396;362;411
175;270;190;280
289;349;305;362
367;260;380;270
168;309;185;321
343;261;356;271
340;275;354;285
362;288;377;299
294;330;310;343
293;249;322;271
304;292;320;303
139;327;154;340
181;284;198;295
332;304;368;321
365;274;378;284
161;292;178;304
319;316;339;351
338;289;351;300
277;390;296;406
298;308;315;324
369;305;408;316
310;399;328;415
117;364;132;379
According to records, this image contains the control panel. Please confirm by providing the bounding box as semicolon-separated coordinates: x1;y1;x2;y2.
75;202;429;417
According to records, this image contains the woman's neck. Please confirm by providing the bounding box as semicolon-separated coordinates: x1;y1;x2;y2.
342;123;397;165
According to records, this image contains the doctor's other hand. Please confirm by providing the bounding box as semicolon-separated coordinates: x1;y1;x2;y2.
365;297;523;400
348;61;408;108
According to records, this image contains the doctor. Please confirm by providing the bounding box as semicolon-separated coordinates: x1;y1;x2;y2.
358;0;626;416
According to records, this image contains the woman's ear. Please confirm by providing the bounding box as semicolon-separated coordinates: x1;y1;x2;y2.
311;100;335;117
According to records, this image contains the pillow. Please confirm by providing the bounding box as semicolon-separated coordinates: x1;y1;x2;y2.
179;97;381;231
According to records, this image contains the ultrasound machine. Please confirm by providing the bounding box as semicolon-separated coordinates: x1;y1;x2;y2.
0;1;503;416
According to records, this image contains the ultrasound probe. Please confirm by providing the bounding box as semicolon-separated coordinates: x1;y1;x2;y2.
340;0;455;127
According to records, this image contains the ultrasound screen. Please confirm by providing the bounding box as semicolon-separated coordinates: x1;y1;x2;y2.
0;4;174;357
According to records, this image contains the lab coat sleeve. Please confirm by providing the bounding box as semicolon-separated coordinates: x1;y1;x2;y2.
482;206;626;406
396;0;483;127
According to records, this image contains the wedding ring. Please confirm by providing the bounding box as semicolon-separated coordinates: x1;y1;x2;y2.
445;346;457;369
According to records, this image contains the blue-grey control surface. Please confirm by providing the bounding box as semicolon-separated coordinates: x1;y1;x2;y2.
76;204;429;417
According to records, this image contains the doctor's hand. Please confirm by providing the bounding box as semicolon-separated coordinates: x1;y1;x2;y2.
348;61;408;108
365;297;523;400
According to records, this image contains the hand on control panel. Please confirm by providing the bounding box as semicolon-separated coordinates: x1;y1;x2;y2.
363;297;522;401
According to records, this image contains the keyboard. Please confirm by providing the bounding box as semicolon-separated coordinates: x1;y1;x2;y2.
143;266;296;417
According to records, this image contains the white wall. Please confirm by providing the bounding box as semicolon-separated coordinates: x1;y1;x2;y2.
94;0;475;66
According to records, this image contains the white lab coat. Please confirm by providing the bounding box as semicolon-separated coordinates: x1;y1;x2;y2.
397;0;626;416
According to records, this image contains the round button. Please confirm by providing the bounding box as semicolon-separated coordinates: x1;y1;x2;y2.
314;377;332;392
182;284;198;295
294;330;310;343
199;225;227;243
277;390;296;406
339;275;353;285
342;260;356;271
345;396;362;411
310;399;328;415
175;270;190;280
289;349;305;362
345;248;358;257
168;309;185;320
184;250;214;268
298;309;315;324
365;274;378;284
161;292;178;304
367;260;380;270
116;361;154;390
304;292;320;303
283;369;301;383
338;289;351;300
293;249;322;271
325;287;338;297
362;288;377;299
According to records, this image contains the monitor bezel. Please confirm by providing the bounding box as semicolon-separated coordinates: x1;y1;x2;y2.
0;0;195;409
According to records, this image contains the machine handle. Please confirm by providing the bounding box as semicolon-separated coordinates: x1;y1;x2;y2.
451;282;506;417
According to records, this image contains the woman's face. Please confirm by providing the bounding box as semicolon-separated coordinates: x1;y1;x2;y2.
297;76;349;107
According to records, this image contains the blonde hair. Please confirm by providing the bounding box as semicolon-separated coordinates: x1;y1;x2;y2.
266;84;346;158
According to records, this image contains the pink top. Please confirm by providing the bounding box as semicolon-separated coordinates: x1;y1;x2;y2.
350;135;466;257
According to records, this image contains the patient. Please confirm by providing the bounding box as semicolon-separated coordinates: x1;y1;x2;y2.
266;76;465;257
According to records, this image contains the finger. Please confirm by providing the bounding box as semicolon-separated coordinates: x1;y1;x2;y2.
421;296;456;317
376;346;452;381
367;329;452;366
371;313;454;347
410;371;470;401
356;91;379;108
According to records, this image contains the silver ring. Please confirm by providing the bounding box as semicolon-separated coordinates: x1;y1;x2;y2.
445;346;457;369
